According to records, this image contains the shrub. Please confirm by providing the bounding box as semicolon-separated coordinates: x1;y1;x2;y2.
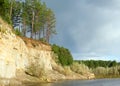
108;67;119;75
93;66;120;78
63;66;72;75
70;62;90;75
39;38;47;43
52;44;73;66
25;59;45;77
93;67;107;75
14;29;22;36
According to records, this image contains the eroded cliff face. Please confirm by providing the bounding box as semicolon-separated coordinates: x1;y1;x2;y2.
0;18;94;82
0;18;65;80
0;18;28;78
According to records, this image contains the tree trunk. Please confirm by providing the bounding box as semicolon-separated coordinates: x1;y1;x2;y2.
10;2;12;19
23;20;26;36
39;30;41;39
35;32;37;40
46;26;50;43
43;26;45;39
31;11;34;38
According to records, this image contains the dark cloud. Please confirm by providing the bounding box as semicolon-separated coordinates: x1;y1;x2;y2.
42;0;120;61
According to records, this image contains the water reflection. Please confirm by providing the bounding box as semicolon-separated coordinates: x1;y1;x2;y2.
27;79;120;86
1;79;120;86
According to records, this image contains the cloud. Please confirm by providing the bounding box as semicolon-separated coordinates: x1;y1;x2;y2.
43;0;120;61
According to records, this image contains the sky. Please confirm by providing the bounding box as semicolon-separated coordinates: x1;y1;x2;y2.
42;0;120;61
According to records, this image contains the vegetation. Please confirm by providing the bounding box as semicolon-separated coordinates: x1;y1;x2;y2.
0;0;56;43
0;0;12;24
1;0;120;80
75;60;119;69
75;60;120;78
93;66;120;78
14;29;22;36
25;58;45;77
52;44;73;66
70;62;91;75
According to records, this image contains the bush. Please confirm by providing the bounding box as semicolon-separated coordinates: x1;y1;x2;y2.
25;59;45;77
52;44;73;66
70;62;90;75
93;66;120;78
75;60;119;69
63;66;72;75
108;67;119;75
39;38;47;43
93;67;107;75
14;29;22;36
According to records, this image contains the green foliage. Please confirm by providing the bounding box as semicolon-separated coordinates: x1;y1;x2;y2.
21;0;56;41
0;0;12;24
75;60;119;69
52;44;73;66
0;0;56;42
14;29;22;36
75;60;120;78
45;8;56;42
39;38;47;43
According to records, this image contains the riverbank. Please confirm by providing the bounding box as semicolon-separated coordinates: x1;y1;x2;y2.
95;75;120;79
1;78;120;86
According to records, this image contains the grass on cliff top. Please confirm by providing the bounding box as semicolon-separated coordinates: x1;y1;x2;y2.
0;17;12;31
21;37;50;48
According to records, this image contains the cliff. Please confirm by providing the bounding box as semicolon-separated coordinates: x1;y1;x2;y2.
0;18;94;84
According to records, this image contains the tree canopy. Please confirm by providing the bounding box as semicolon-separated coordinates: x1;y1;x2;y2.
0;0;56;43
75;60;119;69
52;44;73;66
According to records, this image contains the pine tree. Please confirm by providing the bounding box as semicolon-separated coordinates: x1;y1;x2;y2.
45;8;56;43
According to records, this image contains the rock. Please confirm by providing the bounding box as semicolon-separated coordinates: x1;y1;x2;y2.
0;18;95;82
0;18;64;80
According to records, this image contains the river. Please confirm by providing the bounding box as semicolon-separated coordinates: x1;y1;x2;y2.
23;78;120;86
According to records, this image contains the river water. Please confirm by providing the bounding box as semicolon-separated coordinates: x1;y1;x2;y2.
23;78;120;86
